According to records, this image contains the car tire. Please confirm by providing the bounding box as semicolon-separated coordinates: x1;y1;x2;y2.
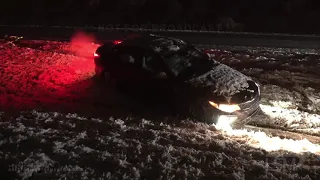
232;108;261;129
101;71;115;86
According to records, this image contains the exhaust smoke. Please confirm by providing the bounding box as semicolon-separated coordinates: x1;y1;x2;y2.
70;30;100;57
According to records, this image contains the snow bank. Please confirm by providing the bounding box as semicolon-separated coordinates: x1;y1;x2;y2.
1;111;320;179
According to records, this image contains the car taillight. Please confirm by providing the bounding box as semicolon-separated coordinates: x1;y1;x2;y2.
94;52;99;57
113;40;122;44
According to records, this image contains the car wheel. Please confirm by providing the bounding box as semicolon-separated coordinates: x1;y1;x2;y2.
99;71;120;94
232;108;260;129
103;71;111;83
101;71;115;86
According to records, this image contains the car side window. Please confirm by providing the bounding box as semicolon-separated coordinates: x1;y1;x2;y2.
142;54;167;78
112;47;135;64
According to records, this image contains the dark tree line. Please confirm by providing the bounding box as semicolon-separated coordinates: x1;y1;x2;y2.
1;0;320;34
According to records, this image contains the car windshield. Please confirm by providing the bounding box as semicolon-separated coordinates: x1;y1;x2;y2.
163;46;214;78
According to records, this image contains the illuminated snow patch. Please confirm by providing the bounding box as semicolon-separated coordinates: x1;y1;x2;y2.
220;128;320;154
215;100;320;154
215;115;237;131
268;100;294;108
260;104;320;128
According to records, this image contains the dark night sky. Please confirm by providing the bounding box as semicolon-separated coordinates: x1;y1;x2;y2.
1;0;319;34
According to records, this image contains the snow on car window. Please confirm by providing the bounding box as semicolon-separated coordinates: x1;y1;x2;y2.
168;45;180;51
153;47;162;52
151;37;186;53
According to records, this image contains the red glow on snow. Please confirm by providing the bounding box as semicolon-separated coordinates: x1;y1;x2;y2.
0;37;99;111
113;40;122;44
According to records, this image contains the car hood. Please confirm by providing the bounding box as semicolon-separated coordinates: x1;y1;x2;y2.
187;63;252;97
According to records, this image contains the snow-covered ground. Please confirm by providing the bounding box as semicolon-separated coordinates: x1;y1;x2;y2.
0;38;320;179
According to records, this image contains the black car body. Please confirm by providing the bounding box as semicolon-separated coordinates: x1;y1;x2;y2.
94;34;261;128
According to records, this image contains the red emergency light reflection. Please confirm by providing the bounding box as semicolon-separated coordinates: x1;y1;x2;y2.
113;40;122;44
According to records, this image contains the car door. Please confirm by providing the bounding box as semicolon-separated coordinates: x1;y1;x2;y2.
110;46;142;82
136;51;176;101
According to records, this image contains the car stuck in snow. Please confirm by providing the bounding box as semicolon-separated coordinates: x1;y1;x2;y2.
93;34;261;128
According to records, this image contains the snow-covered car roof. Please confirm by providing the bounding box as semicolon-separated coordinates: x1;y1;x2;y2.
119;34;252;96
119;34;189;54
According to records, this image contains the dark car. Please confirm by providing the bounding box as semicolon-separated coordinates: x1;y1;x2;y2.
93;34;261;128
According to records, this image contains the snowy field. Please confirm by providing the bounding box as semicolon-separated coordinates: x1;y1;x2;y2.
0;35;320;179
